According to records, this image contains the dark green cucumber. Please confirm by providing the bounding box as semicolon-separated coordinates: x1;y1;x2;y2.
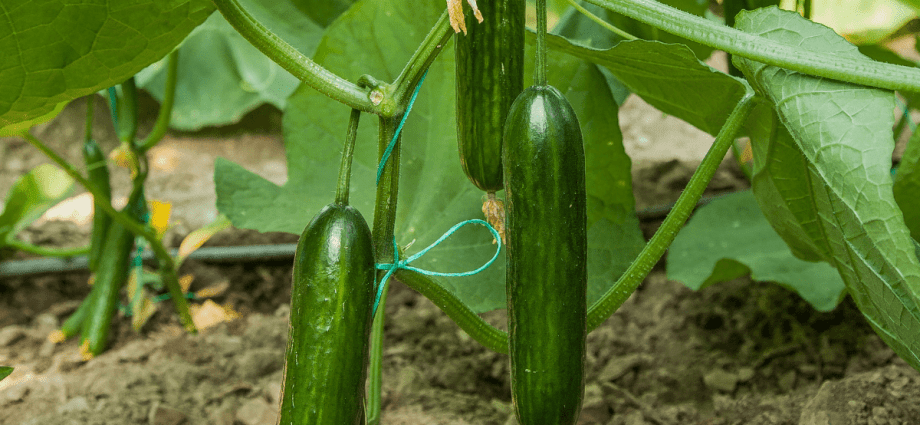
82;139;112;272
279;204;376;425
456;0;525;192
80;188;145;359
503;85;587;425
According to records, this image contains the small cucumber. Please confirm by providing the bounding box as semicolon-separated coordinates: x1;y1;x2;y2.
455;0;525;193
503;85;588;425
80;188;146;359
279;203;376;424
82;139;112;272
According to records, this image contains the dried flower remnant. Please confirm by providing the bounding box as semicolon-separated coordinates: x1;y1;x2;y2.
447;0;484;34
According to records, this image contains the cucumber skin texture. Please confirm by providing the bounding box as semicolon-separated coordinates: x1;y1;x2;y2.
503;85;587;425
455;0;525;192
279;204;376;425
83;139;113;272
81;189;145;356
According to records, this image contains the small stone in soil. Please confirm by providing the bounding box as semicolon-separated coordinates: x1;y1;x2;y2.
703;368;739;393
0;326;26;347
149;404;188;425
235;397;277;425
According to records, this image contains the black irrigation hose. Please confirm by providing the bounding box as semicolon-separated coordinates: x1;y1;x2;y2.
0;194;729;279
0;244;299;278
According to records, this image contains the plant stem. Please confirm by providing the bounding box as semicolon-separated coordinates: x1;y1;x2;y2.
582;0;920;93
586;87;757;331
566;0;636;41
365;288;387;425
212;0;377;113
84;96;94;143
390;10;453;115
335;109;361;206
6;240;90;258
535;0;547;86
372;116;402;260
19;132;197;335
396;270;508;353
139;49;179;152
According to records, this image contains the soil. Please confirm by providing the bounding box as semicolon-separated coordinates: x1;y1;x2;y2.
2;84;919;425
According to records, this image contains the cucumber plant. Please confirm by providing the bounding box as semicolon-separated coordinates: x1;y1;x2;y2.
278;109;377;424
5;0;920;422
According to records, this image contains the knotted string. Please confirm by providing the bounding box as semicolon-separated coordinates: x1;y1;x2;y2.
371;219;501;317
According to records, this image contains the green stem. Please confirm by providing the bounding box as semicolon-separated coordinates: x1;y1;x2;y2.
565;0;636;41
535;0;547;86
139;49;179;152
586;87;757;331
335;109;361;206
371;117;402;260
396;270;508;353
6;239;90;258
365;287;387;425
582;0;920;93
116;77;139;145
730;139;753;183
212;0;377;113
19;132;197;335
390;10;453;115
84;96;94;143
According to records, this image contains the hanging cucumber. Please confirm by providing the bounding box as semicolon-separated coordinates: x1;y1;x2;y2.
278;110;377;424
82;139;113;272
455;0;524;193
504;84;588;425
80;187;147;359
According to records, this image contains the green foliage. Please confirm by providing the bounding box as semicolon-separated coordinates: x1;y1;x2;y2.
735;6;920;370
137;0;327;130
215;0;643;313
0;367;12;382
542;34;747;136
668;190;846;312
0;164;74;246
0;0;214;130
895;129;920;240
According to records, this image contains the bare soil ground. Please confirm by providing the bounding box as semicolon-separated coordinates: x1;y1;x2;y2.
1;93;918;425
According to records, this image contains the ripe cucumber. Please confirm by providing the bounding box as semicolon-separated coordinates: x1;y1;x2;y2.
503;85;588;425
278;203;376;425
82;139;112;272
455;0;524;192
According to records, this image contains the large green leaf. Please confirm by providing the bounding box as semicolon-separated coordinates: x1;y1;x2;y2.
542;34;747;135
895;128;920;240
215;0;643;313
0;164;74;245
137;0;325;130
668;190;846;312
736;6;920;370
0;0;214;130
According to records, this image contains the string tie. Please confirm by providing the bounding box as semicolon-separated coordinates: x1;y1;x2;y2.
376;70;429;184
371;219;501;316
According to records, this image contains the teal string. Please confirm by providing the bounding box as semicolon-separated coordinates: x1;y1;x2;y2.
376;70;429;184
371;219;502;317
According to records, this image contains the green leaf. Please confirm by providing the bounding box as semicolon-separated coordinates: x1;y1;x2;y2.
0;366;12;382
0;101;68;137
542;34;747;135
668;190;846;312
215;0;643;313
0;0;214;130
597;0;714;59
137;0;325;130
0;164;74;245
735;6;920;371
291;0;356;27
895;128;920;240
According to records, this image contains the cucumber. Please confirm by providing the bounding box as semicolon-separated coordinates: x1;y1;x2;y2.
80;188;146;359
455;0;525;193
279;203;376;424
82;139;112;272
503;85;587;425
